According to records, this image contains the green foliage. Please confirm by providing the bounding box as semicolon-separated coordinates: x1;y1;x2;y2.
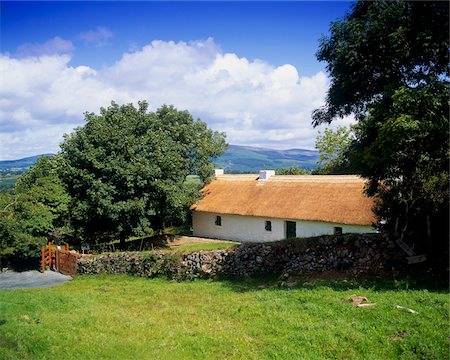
314;126;354;174
313;1;448;125
314;0;449;263
351;85;449;253
276;166;309;175
0;156;72;268
60;101;226;244
0;275;448;359
15;155;71;228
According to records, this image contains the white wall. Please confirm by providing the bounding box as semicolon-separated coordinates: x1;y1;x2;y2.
295;220;375;238
192;211;376;243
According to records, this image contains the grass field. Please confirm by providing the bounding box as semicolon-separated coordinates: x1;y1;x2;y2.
104;235;239;254
0;173;20;190
0;275;448;359
158;236;239;253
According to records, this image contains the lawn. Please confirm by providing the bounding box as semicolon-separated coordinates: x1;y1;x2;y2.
158;236;239;253
0;275;448;359
102;231;240;254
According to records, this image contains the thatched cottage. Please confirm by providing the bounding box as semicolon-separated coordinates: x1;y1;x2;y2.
191;170;377;242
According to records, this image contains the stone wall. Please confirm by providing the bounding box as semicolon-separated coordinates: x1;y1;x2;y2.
77;233;404;279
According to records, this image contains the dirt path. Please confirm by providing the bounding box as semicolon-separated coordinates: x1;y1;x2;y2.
0;270;72;290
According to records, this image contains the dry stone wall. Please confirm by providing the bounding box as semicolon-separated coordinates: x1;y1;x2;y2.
77;233;404;279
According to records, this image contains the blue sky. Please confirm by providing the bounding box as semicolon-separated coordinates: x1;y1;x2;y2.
0;1;353;159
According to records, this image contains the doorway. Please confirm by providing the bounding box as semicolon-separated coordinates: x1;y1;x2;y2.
286;221;296;239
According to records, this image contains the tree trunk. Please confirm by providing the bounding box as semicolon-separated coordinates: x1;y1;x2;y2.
159;221;165;235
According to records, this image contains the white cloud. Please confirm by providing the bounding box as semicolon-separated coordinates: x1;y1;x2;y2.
0;38;334;159
16;37;75;57
78;27;113;47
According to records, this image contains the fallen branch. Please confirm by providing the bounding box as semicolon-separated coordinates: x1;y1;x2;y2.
357;303;376;308
394;305;417;314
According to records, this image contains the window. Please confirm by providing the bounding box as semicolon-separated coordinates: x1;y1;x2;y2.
334;226;343;235
215;215;222;226
265;220;272;232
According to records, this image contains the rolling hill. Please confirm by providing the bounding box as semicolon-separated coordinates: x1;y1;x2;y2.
0;154;53;171
0;145;319;173
213;145;318;172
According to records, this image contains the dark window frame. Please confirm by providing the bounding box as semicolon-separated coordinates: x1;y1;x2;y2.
215;215;222;226
265;220;272;232
334;226;343;235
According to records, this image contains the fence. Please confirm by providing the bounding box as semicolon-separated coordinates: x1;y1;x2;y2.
41;242;79;275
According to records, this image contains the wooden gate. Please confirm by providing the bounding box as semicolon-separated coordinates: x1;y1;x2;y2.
41;242;79;275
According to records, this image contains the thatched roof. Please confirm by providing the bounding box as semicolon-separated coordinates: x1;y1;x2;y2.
191;175;376;225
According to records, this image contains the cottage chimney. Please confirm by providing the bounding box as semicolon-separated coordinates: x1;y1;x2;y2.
214;169;224;177
259;170;275;181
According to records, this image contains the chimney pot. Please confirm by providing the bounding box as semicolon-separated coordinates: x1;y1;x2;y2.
259;170;275;181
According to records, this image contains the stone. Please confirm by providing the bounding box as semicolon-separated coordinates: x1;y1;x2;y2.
76;234;401;279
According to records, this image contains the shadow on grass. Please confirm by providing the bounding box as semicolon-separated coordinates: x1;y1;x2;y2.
94;234;175;253
216;272;449;294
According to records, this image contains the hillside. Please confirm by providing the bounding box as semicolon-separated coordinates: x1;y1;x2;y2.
0;154;53;171
214;145;318;173
0;154;53;190
0;145;318;176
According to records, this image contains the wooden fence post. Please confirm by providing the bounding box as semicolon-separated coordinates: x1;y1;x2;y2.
48;242;52;270
40;242;79;276
41;245;45;273
56;247;60;273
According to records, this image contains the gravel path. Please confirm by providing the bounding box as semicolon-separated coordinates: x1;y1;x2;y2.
0;270;72;290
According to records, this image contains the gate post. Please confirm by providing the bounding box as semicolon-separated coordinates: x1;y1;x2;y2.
41;245;46;273
56;247;60;273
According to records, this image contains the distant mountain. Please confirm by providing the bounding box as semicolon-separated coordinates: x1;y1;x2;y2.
0;145;319;173
0;154;53;170
214;145;319;173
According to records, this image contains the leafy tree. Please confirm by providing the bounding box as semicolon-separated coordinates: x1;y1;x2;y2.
276;166;309;175
15;155;71;233
314;126;353;174
314;0;449;263
313;1;448;125
0;155;72;268
60;101;226;244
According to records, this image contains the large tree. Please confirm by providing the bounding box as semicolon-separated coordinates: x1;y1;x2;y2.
60;101;226;244
314;1;448;264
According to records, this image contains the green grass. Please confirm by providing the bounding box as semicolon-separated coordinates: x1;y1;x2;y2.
0;173;20;190
104;235;239;253
0;275;448;359
158;241;239;253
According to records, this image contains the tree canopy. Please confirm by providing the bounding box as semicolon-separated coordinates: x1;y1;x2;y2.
314;0;449;264
276;166;309;175
314;126;354;174
60;101;227;244
313;1;448;126
0;155;70;268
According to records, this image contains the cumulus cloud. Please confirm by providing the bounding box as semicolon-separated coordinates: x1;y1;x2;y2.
78;26;113;47
15;36;75;57
0;38;345;159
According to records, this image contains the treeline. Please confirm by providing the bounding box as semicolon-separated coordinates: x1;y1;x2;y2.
0;103;227;269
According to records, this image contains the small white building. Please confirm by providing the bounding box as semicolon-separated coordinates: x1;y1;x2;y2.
191;170;377;242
